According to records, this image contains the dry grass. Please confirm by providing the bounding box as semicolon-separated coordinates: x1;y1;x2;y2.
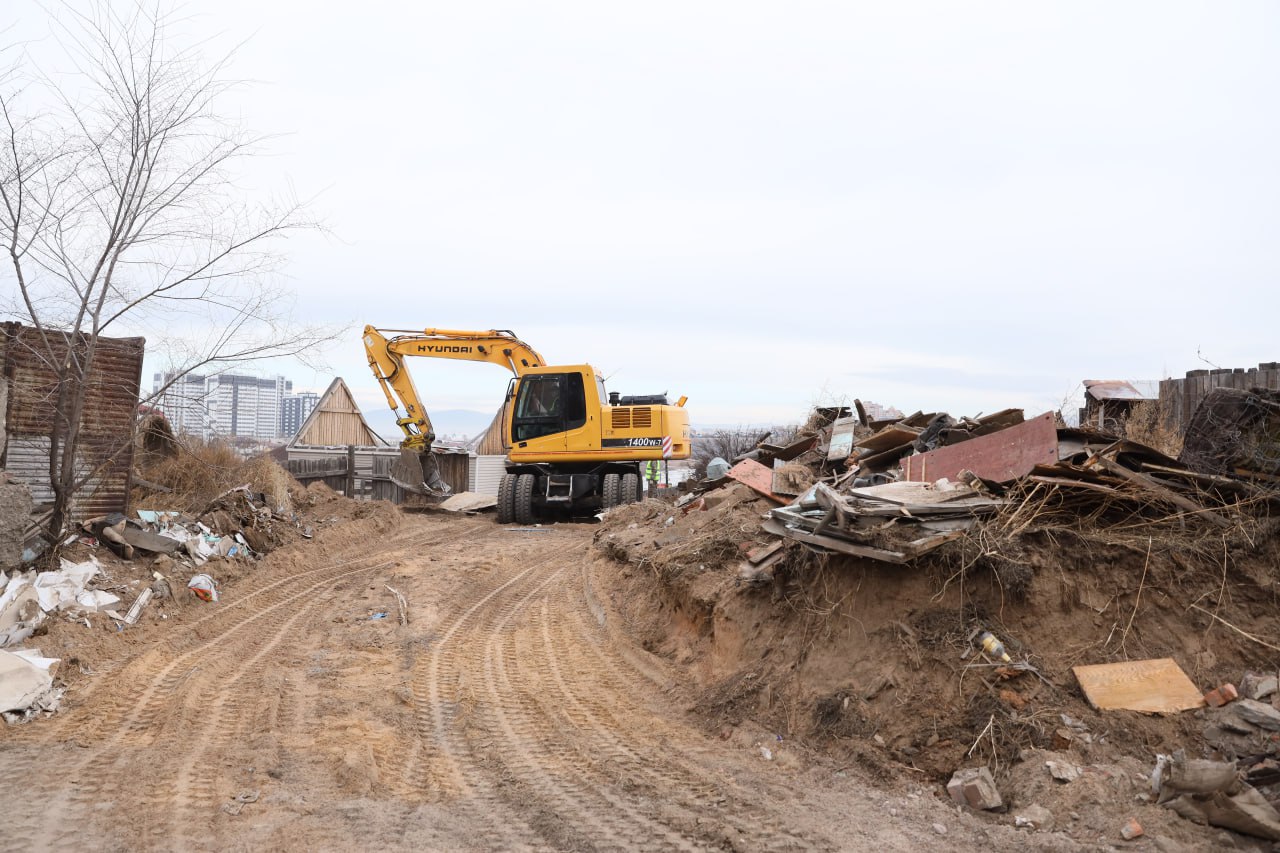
1123;399;1183;458
135;436;300;515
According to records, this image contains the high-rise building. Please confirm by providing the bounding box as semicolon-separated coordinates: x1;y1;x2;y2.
151;371;290;441
151;371;211;437
280;392;320;438
205;374;288;440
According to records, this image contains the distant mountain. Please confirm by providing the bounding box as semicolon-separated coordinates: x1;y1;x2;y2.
427;409;499;440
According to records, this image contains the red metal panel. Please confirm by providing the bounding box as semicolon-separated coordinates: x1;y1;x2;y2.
901;411;1059;484
725;458;785;503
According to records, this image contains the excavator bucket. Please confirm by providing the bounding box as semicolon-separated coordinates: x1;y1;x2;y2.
390;448;452;498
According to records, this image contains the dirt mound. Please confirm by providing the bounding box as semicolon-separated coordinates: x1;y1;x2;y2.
592;449;1280;848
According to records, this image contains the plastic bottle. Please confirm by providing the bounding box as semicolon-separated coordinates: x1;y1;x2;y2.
978;631;1011;662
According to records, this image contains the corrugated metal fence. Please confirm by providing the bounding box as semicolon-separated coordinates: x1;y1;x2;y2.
0;322;144;520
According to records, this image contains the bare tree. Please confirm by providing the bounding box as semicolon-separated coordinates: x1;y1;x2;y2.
0;3;331;549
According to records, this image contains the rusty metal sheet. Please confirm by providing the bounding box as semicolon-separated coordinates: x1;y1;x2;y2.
901;411;1059;484
1083;380;1159;402
1;322;145;520
725;458;785;503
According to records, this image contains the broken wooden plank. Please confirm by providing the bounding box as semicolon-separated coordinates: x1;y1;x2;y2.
845;481;981;506
1072;658;1204;714
746;541;784;565
1094;458;1232;528
762;517;909;564
901;529;966;557
855;424;922;453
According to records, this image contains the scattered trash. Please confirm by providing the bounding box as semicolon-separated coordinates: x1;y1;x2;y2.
220;789;260;816
1072;658;1204;714
369;611;389;620
187;574;219;603
0;647;62;722
1119;817;1144;840
31;558;121;614
385;585;409;626
0;573;44;647
1156;753;1280;841
123;587;153;626
705;457;731;480
978;631;1012;663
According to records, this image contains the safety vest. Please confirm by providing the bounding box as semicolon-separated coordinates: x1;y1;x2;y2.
645;461;660;481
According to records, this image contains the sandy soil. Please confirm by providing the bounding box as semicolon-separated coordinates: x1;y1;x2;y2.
0;509;1079;852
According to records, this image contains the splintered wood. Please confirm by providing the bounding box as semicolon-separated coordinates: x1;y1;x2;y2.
1072;658;1205;714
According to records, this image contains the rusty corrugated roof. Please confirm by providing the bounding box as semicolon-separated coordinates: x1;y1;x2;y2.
1082;380;1159;402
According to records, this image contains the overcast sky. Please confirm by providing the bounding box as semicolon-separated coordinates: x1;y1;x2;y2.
7;2;1279;434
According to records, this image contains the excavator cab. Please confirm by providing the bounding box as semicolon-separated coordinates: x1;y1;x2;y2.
511;373;587;443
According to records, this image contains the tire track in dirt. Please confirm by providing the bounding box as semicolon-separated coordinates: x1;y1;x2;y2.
1;518;460;853
164;568;381;845
390;539;576;850
118;521;496;848
479;567;705;852
539;567;828;850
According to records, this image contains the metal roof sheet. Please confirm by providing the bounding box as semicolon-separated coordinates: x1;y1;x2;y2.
1082;380;1160;402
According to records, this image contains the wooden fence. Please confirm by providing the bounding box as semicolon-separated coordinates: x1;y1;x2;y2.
286;446;470;503
1160;363;1280;432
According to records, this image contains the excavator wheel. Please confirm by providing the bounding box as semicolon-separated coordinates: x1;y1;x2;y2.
622;472;640;504
602;473;621;510
514;473;537;525
496;473;517;524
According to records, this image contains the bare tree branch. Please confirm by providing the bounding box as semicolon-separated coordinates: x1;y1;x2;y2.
0;1;335;551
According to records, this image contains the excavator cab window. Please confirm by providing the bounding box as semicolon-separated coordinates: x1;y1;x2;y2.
512;373;586;441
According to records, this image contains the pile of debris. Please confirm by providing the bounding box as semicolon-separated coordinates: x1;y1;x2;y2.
687;402;1279;565
0;457;346;722
596;394;1280;848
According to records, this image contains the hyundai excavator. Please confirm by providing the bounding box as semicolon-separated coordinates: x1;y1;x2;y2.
362;326;691;523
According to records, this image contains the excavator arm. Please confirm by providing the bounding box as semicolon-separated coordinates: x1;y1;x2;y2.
362;326;547;496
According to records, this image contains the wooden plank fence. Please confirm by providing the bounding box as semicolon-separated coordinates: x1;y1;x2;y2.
286;446;470;503
1160;363;1280;433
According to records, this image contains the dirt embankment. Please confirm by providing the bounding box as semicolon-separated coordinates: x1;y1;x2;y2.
591;483;1280;849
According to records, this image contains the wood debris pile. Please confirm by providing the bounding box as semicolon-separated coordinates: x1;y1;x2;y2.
689;397;1280;564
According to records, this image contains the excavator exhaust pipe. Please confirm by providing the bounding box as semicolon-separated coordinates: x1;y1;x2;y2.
390;448;452;498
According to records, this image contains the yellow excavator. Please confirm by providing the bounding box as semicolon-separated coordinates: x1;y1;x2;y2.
362;326;691;522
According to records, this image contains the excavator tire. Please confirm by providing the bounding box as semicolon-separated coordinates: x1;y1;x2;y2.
514;473;537;525
622;472;640;505
496;473;516;524
602;473;621;510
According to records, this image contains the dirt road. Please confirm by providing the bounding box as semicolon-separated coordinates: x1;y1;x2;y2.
1;514;1017;852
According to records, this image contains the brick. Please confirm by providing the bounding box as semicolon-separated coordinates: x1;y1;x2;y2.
946;767;1003;811
1204;683;1239;707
